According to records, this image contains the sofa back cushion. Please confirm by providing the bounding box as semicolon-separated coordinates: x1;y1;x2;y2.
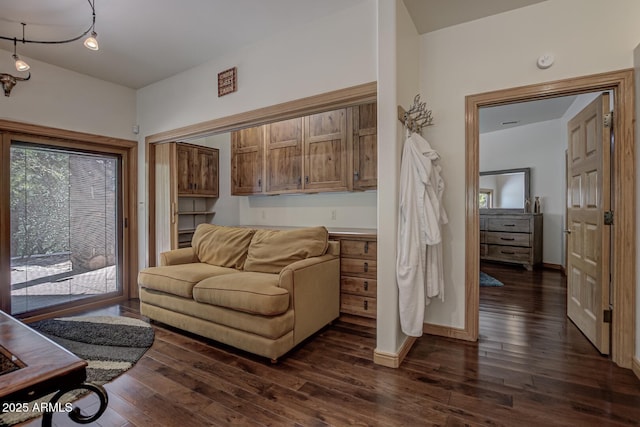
192;224;255;269
243;226;329;274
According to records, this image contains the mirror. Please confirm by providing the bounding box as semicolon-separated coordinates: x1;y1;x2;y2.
479;167;530;211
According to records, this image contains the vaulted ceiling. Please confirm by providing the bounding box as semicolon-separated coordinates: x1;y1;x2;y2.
1;0;549;89
402;0;547;34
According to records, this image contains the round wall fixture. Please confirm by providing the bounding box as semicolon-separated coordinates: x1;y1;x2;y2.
537;53;554;69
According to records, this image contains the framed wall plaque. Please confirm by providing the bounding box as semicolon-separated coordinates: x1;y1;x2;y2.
218;67;237;97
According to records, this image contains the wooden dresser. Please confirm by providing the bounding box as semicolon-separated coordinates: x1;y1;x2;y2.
480;212;542;270
329;231;377;319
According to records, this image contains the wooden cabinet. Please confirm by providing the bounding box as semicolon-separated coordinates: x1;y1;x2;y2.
331;234;377;319
231;126;264;195
480;212;542;270
230;103;376;196
304;109;349;191
177;144;219;196
155;142;219;259
265;118;303;193
352;102;377;191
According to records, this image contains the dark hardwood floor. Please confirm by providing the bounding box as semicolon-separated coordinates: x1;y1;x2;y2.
21;265;640;426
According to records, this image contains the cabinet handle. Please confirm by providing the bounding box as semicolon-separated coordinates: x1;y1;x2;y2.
258;178;262;187
298;176;302;185
364;241;369;253
171;202;176;224
354;171;359;180
503;224;516;227
500;237;515;241
363;281;368;291
364;300;368;311
363;262;369;273
305;176;309;184
501;250;516;255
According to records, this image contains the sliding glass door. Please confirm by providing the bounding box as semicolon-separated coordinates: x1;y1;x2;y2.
9;142;122;315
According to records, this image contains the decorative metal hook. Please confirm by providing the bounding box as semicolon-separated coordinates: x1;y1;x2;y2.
399;94;434;134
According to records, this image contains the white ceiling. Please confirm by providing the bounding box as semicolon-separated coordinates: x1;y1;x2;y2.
1;1;573;138
1;0;552;90
479;96;578;134
402;0;547;34
0;0;365;89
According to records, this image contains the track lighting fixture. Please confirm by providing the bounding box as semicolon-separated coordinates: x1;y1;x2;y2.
13;38;30;72
0;0;100;92
84;31;99;51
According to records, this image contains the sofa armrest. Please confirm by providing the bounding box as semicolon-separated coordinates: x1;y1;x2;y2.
159;247;198;266
279;253;340;345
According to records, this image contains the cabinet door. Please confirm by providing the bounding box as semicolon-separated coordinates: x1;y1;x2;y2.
304;109;348;191
231;126;264;195
194;147;219;196
265;118;302;193
176;144;193;194
353;103;377;190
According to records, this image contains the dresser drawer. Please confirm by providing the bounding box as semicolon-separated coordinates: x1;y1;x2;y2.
341;258;377;278
340;294;377;319
340;240;377;259
488;218;530;233
485;231;531;247
341;276;377;297
480;243;488;257
486;245;531;262
480;217;487;231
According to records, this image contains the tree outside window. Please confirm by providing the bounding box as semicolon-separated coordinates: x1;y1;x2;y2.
479;188;493;209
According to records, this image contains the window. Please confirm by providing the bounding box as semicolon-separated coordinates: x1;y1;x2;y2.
479;188;493;209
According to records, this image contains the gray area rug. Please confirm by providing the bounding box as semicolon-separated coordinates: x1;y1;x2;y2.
0;315;154;426
480;271;504;287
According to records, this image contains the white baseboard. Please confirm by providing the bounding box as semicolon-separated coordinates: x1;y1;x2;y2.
373;336;417;368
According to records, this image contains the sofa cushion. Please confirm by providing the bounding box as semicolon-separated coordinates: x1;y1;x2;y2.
243;226;329;274
138;263;239;298
193;272;289;316
192;224;255;269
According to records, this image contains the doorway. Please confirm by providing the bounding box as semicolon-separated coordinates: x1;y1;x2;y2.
10;142;121;315
465;69;636;369
0;121;139;319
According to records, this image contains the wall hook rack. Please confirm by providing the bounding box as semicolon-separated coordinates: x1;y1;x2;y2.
398;94;434;134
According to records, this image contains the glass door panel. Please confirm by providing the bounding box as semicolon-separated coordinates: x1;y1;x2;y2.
10;143;121;315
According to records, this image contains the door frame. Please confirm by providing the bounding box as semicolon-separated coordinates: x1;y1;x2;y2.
145;81;376;268
0;120;138;319
464;69;635;369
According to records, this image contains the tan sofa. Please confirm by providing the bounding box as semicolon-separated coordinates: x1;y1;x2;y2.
138;224;340;361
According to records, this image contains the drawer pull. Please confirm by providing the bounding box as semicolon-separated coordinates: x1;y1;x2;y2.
503;224;516;227
500;237;516;241
363;262;369;273
364;300;368;310
364;281;369;291
364;241;369;253
501;250;516;255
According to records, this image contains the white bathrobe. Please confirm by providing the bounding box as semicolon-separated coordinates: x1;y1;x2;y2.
397;132;448;337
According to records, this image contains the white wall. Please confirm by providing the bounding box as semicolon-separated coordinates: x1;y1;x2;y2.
419;0;640;329
480;119;565;265
0;50;136;140
136;1;378;268
374;0;421;355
